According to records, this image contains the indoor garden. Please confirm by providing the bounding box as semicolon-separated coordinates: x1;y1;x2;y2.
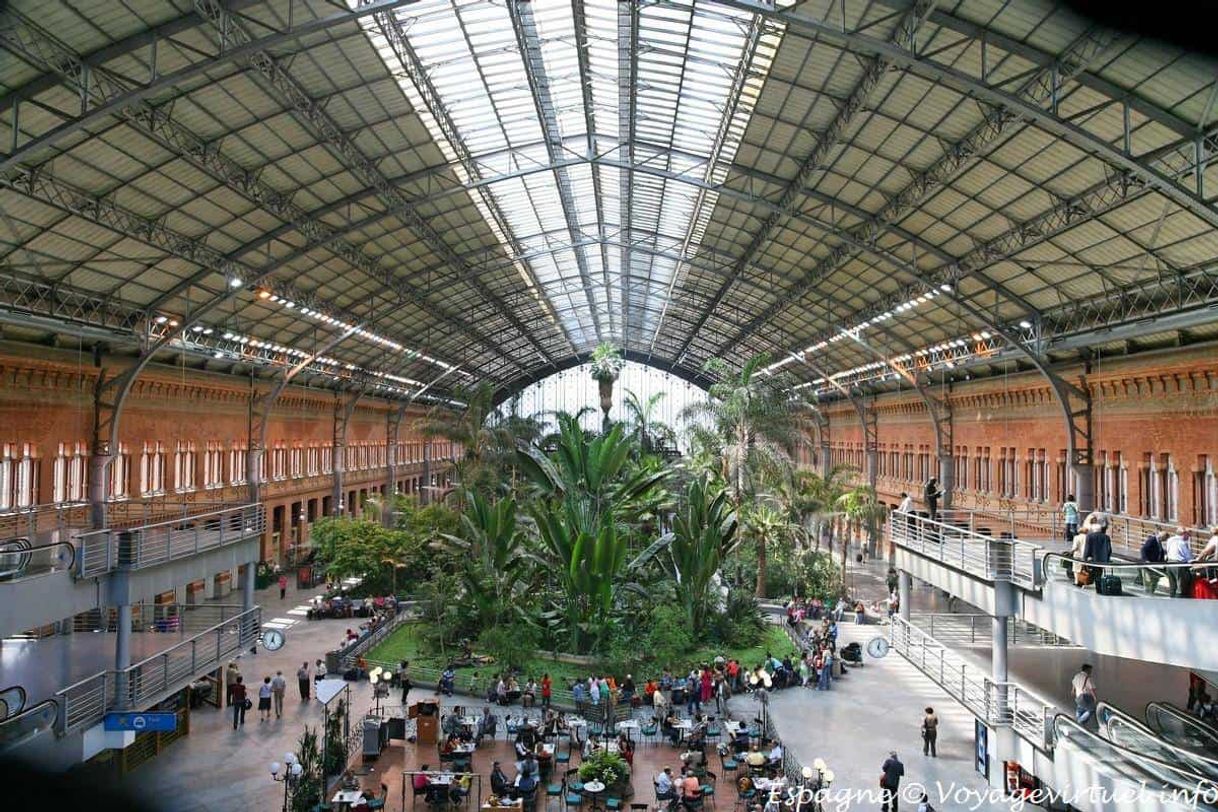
308;350;885;681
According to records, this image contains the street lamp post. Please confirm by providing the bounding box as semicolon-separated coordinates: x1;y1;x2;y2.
799;760;834;812
270;752;305;812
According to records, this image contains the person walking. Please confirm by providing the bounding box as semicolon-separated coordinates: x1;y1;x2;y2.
225;661;240;706
271;670;287;718
1072;664;1097;725
278;573;288;601
315;658;328;682
923;478;943;519
921;707;939;757
880;751;904;811
297;661;311;701
258;676;273;721
231;676;248;729
818;649;833;691
1062;494;1080;543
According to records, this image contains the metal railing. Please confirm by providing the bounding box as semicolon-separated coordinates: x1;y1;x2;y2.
907;613;1075;647
0;537;76;581
1040;552;1212;596
939;506;1211;559
72;602;251;634
890;616;1056;750
54;607;260;734
890;512;1043;587
338;608;414;671
75;503;263;577
0;502;88;545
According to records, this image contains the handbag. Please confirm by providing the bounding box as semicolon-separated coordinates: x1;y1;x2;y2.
243;698;253;710
1075;568;1092;587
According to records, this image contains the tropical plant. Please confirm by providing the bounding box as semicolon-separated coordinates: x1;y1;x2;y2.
578;748;631;787
835;484;887;593
290;726;323;812
659;477;740;629
440;490;530;626
622;389;677;455
322;698;347;776
311;517;389;584
682;353;800;510
739;500;797;598
588;342;625;382
419;381;517;498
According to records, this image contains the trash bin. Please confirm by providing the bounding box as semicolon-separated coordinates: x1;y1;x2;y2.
363;715;385;759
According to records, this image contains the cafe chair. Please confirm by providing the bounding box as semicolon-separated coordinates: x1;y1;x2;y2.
368;783;389;811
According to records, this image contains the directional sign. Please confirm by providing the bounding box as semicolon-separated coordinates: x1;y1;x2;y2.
104;712;177;733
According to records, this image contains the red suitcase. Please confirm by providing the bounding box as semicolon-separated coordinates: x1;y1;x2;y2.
1190;574;1218;600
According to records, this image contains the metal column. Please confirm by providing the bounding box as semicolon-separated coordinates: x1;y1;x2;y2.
898;570;911;622
242;562;255;613
115;602;132;709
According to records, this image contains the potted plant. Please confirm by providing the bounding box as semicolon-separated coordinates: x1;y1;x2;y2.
589;343;625;422
578;749;632;797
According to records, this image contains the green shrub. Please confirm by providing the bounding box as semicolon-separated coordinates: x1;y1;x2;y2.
476;620;540;673
578;749;630;786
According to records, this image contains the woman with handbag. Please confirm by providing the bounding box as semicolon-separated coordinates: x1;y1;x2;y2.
231;676;248;729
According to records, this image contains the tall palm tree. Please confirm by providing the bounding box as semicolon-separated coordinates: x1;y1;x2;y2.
682;353;800;509
622;389;677;455
740;499;797;598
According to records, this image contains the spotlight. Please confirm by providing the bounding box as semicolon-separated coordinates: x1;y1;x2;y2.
256;288;272;300
229;277;244;288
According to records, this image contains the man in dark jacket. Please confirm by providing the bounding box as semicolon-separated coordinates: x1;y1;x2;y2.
881;751;905;811
1083;516;1113;586
923;478;943;519
1140;531;1166;594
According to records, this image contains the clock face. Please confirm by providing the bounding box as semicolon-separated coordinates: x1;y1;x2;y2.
866;636;890;659
262;628;286;652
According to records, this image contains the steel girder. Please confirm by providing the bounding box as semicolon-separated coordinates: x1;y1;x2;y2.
508;0;604;343
331;386;368;516
618;0;639;348
189;0;562;368
711;0;1217;227
0;0;429;172
247;326;359;503
671;0;939;362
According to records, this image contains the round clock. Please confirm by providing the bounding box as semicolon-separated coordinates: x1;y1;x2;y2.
261;628;286;652
866;636;890;659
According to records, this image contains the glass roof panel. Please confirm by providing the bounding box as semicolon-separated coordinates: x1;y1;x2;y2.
351;0;781;353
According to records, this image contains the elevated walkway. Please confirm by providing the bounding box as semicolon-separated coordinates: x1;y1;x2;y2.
892;511;1218;671
0;503;263;638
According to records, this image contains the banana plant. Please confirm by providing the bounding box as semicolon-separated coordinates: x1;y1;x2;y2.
659;477;740;630
439;490;529;626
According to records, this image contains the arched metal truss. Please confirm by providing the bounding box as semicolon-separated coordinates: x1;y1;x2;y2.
3;0;1218;522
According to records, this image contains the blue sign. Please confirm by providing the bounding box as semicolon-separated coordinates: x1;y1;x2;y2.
104;712;177;733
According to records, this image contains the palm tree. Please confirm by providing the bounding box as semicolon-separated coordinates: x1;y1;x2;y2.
682;353;800;509
835;484;887;595
740;500;797;598
622;389;677;456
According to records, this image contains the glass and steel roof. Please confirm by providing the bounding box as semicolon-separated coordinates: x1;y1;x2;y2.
1;0;1217;402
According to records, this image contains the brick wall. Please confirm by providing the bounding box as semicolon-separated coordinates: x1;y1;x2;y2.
0;343;455;561
814;344;1218;527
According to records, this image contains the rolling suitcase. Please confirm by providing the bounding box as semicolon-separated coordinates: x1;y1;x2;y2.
1191;575;1218;600
1097;574;1123;596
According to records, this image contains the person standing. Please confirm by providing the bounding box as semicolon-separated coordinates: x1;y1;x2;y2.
923;478;943;520
818;649;833;691
1083;514;1113;586
258;676;273;721
271;670;287;718
278;573;288;601
1062;494;1080;543
1140;532;1167;594
896;493;913;514
231;676;248;729
315;658;327;682
1072;664;1097;725
921;707;939;757
1165;528;1194;598
541;673;552;710
297;661;311;701
400;660;413;706
880;751;904;811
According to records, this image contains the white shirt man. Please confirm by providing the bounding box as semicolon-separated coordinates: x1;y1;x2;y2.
1072;665;1096;724
655;769;675;799
1165;531;1194;562
1196;529;1218;562
768;743;784;765
897;494;913;513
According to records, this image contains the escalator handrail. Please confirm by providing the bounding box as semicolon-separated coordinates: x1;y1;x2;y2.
0;537;76;579
1053;713;1218;804
1146;701;1218;754
1098;701;1218;780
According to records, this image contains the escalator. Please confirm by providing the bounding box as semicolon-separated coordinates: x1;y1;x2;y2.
0;684;58;752
1147;702;1218;759
1098;702;1218;784
1053;715;1218;811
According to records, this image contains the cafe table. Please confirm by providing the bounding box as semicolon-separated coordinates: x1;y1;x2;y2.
616;719;640;741
331;789;363;809
582;779;606;811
